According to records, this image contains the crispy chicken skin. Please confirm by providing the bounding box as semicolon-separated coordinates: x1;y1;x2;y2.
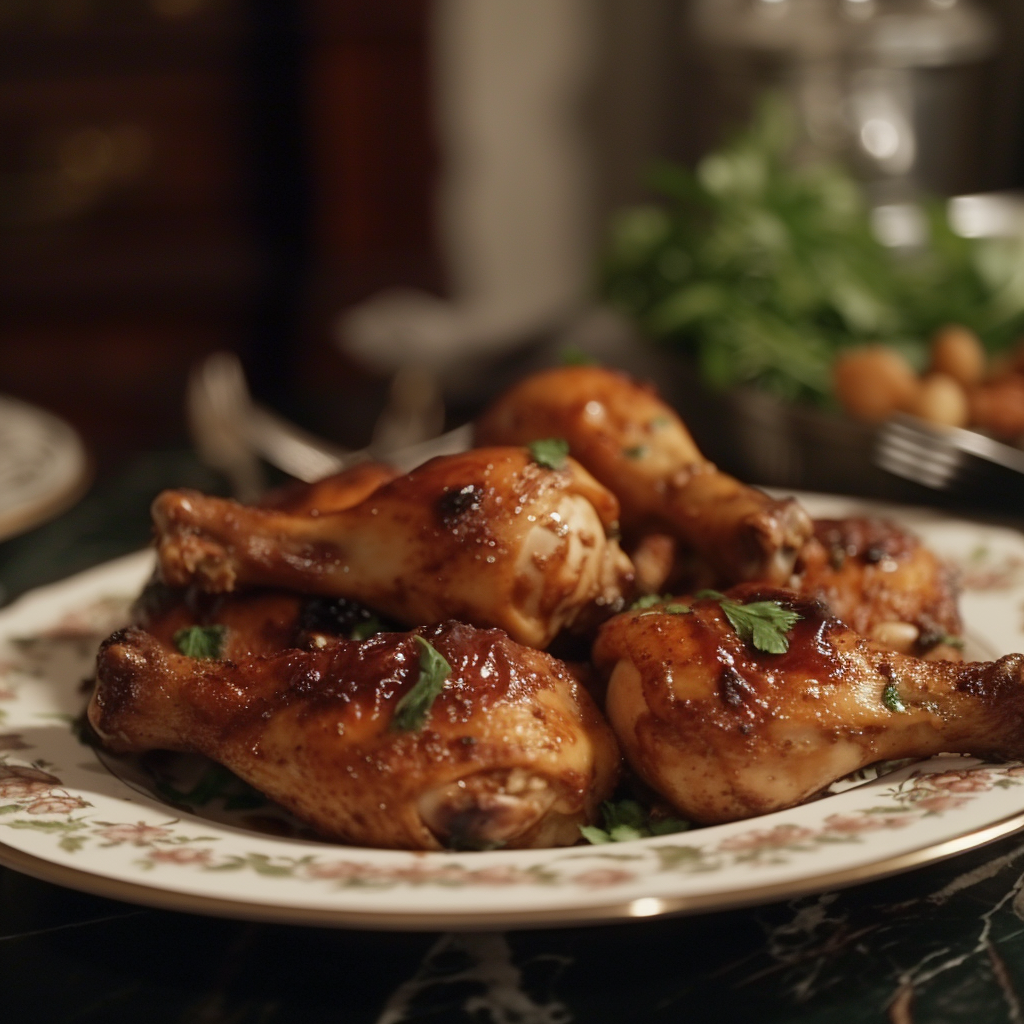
151;447;633;649
795;518;962;658
90;621;620;850
132;461;403;659
594;585;1022;825
259;462;400;515
132;582;305;660
476;365;812;586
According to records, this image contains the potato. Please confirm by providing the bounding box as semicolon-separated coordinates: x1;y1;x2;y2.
969;377;1024;439
910;373;969;428
930;324;985;387
834;346;919;423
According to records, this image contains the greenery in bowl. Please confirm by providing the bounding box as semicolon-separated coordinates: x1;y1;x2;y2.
602;96;1024;408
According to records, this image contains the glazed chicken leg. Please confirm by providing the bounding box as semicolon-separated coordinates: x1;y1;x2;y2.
133;461;404;660
152;447;633;649
476;365;813;585
796;517;962;658
91;621;620;850
594;585;1024;824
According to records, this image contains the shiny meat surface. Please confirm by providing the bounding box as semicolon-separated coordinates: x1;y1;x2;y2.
259;462;400;515
151;447;634;649
90;621;620;851
795;518;962;657
476;365;812;585
132;462;401;659
594;585;1023;825
131;580;305;660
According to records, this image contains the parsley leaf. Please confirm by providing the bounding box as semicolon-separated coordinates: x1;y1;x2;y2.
580;799;691;844
629;594;691;615
528;438;570;470
174;625;227;660
390;636;453;732
349;616;384;641
882;682;907;713
695;590;800;654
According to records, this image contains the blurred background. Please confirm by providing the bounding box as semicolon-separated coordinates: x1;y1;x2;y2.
3;0;1024;482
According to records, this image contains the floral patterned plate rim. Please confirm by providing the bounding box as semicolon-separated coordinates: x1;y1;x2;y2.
2;494;1024;931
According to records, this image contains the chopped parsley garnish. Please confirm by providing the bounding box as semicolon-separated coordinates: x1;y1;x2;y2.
156;762;268;811
882;682;907;714
390;636;453;732
527;438;570;470
173;625;227;660
580;799;691;844
623;445;647;459
350;616;385;641
696;590;800;654
629;594;691;615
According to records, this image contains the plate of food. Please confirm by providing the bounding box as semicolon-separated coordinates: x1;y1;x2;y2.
0;394;89;543
1;367;1024;930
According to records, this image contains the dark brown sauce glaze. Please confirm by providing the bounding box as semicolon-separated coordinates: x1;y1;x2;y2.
92;618;620;849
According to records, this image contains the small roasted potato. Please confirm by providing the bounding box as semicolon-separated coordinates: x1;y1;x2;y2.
930;325;985;388
909;373;969;428
834;346;919;423
969;377;1024;440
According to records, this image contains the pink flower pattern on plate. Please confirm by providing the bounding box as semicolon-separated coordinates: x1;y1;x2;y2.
24;793;90;815
93;822;175;846
0;765;61;800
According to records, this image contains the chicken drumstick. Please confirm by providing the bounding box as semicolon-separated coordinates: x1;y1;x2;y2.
476;365;813;586
91;621;620;850
152;447;634;649
594;585;1023;825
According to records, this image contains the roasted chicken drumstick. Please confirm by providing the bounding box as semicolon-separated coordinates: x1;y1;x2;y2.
152;447;634;649
476;365;813;585
133;461;404;660
91;621;620;850
796;517;962;658
594;585;1022;825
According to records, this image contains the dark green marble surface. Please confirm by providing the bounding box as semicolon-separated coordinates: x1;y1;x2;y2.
3;451;1024;1024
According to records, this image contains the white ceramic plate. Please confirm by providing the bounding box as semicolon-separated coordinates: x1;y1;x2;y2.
1;495;1024;930
0;394;89;543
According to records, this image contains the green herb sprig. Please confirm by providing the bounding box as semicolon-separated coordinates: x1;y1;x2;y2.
390;636;453;732
696;590;800;654
349;616;385;641
882;682;907;714
174;625;227;660
630;594;691;616
601;93;1024;405
528;438;570;470
580;799;691;844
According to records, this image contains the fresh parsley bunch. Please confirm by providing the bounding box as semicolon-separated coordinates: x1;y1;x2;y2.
602;94;1024;406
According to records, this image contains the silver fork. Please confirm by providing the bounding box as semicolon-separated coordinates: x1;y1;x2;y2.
186;352;473;499
874;414;1024;499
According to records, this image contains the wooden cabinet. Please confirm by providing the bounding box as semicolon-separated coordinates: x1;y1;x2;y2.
0;0;261;466
0;0;442;464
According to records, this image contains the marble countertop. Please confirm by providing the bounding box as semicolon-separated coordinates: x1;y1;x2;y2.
2;450;1023;1024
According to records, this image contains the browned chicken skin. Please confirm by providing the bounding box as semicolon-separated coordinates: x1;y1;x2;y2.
151;447;633;649
91;621;620;850
594;585;1022;825
795;518;962;658
260;462;400;515
476;365;813;586
133;462;403;660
